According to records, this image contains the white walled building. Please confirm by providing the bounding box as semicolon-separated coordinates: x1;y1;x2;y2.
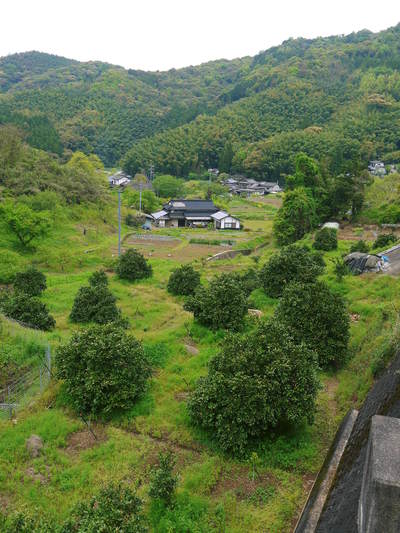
211;211;240;230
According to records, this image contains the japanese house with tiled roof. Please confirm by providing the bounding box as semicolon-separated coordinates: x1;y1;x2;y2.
150;199;240;229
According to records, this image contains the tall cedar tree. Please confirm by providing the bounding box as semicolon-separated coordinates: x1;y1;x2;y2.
273;187;317;246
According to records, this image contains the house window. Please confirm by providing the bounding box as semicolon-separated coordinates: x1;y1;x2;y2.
224;222;237;229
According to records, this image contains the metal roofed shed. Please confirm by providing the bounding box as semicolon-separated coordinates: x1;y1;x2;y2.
211;211;240;230
211;210;230;221
151;210;168;220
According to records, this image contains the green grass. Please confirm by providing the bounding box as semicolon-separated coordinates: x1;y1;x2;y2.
2;192;400;531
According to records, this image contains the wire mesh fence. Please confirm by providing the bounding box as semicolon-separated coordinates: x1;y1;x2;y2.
0;346;52;419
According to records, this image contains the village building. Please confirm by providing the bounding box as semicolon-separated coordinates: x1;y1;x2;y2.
208;168;220;177
223;175;282;196
107;170;131;187
368;160;387;177
149;199;240;229
211;210;241;229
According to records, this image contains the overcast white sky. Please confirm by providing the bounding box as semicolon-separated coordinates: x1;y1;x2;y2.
1;0;400;71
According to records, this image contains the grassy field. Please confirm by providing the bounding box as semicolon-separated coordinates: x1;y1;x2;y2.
1;191;400;531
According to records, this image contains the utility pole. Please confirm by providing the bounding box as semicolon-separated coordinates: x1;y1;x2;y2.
118;188;122;256
149;163;154;181
139;182;142;213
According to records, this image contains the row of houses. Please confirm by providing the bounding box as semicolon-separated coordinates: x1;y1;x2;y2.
149;199;240;230
223;176;282;196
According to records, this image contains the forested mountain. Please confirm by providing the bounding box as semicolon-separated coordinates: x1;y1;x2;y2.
0;51;249;164
123;25;400;178
1;24;400;176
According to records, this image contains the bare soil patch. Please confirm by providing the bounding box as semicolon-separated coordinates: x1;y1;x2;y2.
174;391;190;402
337;224;379;242
118;240;222;261
249;195;282;208
212;465;276;501
0;494;11;512
177;244;224;262
184;341;199;355
290;473;316;530
64;425;108;455
129;427;204;454
25;466;50;484
324;376;340;420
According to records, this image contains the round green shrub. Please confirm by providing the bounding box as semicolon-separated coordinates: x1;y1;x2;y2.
373;233;397;249
259;244;324;298
167;264;200;296
70;285;121;325
275;281;350;368
377;204;400;224
88;269;108;288
184;273;248;331
56;323;151;416
188;319;319;455
350;240;369;253
231;267;260;297
1;293;55;331
116;249;152;282
333;258;350;281
312;227;338;251
0;512;55;533
63;484;148;532
13;267;46;297
1;485;147;532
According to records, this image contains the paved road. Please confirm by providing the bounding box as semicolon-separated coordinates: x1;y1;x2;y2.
380;245;400;275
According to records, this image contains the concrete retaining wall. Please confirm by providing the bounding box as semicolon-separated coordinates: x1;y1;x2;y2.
294;409;359;532
206;248;252;261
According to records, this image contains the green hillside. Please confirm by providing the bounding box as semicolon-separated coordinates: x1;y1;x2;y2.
123;25;400;178
2;25;400;173
2;133;400;531
0;51;249;164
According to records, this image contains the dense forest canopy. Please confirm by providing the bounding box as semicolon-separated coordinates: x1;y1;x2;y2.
0;51;249;165
0;125;108;203
1;24;400;176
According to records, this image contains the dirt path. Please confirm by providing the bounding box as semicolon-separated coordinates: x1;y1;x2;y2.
325;376;340;420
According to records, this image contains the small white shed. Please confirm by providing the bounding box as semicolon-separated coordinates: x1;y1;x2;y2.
322;222;340;230
211;211;240;230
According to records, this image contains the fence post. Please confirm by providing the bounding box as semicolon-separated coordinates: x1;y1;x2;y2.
46;345;51;380
7;386;12;420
